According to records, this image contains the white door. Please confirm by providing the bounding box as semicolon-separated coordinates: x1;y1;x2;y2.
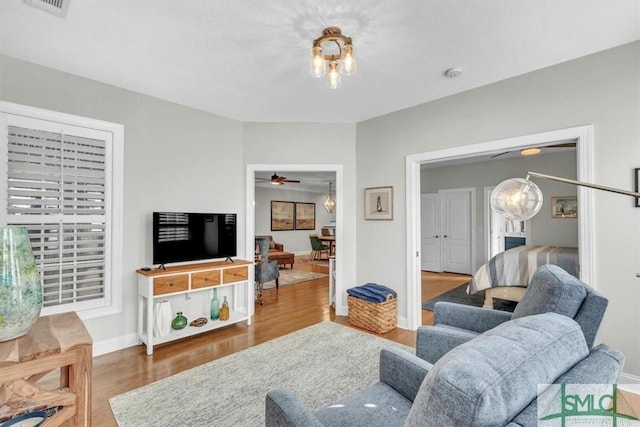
420;193;441;271
441;189;473;274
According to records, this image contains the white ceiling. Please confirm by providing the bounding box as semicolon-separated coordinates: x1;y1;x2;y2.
1;1;638;123
255;171;336;194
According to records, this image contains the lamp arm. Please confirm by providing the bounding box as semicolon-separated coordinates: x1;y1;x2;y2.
527;171;640;198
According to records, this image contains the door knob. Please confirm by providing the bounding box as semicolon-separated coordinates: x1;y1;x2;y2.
443;235;448;238
433;235;439;238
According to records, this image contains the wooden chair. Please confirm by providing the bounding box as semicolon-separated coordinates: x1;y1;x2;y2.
309;234;330;261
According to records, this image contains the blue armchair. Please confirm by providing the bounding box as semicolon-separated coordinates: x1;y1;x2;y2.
417;264;608;364
266;313;624;426
255;237;279;304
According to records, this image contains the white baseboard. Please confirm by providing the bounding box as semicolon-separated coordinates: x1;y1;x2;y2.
93;333;139;357
619;372;640;384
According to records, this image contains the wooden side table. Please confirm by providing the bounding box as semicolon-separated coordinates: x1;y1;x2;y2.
0;312;93;426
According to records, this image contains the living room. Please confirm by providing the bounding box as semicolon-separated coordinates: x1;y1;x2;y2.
0;1;639;425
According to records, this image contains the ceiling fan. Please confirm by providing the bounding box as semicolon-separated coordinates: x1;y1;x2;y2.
255;172;301;185
490;141;576;159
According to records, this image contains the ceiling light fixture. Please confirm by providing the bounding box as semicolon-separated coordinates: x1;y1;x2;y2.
323;182;336;213
491;171;640;221
310;27;356;89
520;147;541;156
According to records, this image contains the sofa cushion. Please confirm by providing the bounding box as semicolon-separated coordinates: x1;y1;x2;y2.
512;264;587;320
405;313;588;427
269;240;276;249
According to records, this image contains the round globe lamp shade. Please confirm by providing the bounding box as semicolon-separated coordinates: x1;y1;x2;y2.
0;226;43;341
490;178;543;221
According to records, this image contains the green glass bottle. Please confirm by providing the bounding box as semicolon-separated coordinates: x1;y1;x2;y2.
210;288;220;320
171;312;187;330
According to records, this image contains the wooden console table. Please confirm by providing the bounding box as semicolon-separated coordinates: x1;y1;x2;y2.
0;312;93;426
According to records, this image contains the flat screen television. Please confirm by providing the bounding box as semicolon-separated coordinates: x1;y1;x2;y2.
152;212;237;265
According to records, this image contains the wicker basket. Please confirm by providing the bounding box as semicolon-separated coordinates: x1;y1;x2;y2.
347;294;397;334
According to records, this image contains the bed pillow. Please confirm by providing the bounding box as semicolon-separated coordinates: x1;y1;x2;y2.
512;264;587;320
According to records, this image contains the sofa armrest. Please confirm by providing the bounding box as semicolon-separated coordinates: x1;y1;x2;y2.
433;301;512;332
379;346;433;402
274;243;284;251
416;325;479;364
266;389;324;427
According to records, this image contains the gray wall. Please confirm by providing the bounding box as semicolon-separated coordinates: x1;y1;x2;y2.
0;55;245;345
255;185;335;254
422;150;578;269
357;41;640;375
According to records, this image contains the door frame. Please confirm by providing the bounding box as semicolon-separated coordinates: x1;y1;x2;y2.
405;125;595;330
246;163;344;316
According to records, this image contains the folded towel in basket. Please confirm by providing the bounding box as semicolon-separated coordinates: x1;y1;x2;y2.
347;283;397;303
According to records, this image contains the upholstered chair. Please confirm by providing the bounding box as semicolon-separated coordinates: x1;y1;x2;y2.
417;264;608;364
309;235;330;260
266;313;624;427
255;237;279;303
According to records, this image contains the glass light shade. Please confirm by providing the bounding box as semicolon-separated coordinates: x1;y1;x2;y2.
0;226;42;341
490;178;543;220
326;61;342;89
341;44;356;76
323;194;336;213
310;46;325;78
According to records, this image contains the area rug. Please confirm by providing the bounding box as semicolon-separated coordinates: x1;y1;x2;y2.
109;321;410;427
421;282;517;312
262;269;327;289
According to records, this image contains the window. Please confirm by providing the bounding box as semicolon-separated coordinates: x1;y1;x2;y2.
0;101;123;319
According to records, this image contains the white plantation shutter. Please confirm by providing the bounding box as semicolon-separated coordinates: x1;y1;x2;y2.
1;103;123;318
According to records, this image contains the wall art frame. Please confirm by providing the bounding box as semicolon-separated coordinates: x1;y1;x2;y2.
271;201;295;231
551;196;577;219
295;202;316;230
364;186;394;220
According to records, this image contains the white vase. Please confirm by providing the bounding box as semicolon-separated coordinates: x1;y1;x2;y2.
153;300;172;338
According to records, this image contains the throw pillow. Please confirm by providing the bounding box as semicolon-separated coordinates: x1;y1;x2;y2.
512;264;587;320
269;241;276;250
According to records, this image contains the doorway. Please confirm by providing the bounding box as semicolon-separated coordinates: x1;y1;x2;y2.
405;125;595;330
246;164;345;317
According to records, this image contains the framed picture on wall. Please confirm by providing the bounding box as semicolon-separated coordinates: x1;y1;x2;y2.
295;202;316;230
551;196;577;218
364;186;394;220
271;201;295;231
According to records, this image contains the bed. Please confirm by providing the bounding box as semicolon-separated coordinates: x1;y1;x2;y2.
468;245;579;308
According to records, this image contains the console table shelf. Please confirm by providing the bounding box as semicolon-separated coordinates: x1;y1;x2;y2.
136;260;253;355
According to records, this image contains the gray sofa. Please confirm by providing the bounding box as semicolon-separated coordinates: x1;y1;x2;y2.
417;264;608;364
265;313;624;427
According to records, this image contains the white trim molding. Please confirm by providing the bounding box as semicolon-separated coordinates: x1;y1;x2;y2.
406;125;595;330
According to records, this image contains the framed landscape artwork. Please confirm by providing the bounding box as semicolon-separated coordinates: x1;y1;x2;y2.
551;196;577;218
271;201;294;231
364;186;393;220
295;202;316;230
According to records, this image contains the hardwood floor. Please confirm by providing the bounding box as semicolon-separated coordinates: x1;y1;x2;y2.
86;259;468;426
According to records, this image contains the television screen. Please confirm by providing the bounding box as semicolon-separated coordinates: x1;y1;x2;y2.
153;212;237;265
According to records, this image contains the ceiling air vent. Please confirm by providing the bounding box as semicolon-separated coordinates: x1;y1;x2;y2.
23;0;70;17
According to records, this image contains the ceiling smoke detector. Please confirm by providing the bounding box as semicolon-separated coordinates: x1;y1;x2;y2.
23;0;70;17
444;67;463;78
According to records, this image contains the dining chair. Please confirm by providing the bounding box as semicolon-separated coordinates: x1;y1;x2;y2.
309;235;330;261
